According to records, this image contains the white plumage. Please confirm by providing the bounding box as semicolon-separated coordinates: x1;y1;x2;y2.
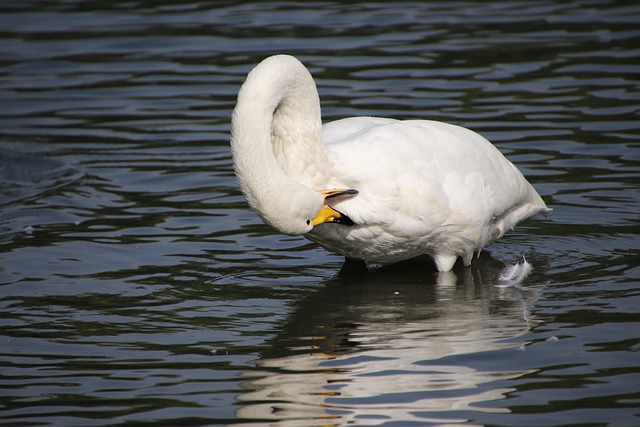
230;55;549;272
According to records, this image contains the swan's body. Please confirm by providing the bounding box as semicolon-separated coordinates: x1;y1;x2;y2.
231;55;549;271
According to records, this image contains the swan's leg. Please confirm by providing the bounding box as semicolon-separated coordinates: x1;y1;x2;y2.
338;257;367;276
462;251;473;267
434;253;457;272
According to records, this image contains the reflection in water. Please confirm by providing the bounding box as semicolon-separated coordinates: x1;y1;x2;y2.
236;256;545;425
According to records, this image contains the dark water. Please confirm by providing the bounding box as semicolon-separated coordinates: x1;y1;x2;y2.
1;1;639;426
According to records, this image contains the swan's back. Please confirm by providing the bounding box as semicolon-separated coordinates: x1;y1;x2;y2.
310;117;548;270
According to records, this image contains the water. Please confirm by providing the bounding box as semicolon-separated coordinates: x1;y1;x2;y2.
1;1;639;426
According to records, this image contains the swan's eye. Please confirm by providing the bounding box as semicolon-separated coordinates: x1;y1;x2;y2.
306;219;311;225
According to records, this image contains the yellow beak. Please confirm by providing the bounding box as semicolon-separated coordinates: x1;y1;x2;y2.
310;189;358;226
310;204;347;226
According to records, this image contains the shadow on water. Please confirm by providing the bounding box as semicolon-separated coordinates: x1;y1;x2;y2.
235;254;547;425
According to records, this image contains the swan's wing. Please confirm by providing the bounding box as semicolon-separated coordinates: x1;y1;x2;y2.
321;117;547;250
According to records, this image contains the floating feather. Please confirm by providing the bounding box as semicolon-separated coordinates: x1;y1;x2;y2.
496;256;532;288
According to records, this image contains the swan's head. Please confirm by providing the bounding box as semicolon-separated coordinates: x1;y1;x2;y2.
248;186;357;236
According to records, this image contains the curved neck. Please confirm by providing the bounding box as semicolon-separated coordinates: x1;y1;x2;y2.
230;55;329;234
271;94;331;185
238;57;330;181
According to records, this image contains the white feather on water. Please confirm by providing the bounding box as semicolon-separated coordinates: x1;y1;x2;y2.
496;256;532;288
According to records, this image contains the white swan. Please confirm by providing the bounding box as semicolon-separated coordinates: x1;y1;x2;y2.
230;55;549;272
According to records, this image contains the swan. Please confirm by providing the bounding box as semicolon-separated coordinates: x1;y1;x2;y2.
230;55;549;272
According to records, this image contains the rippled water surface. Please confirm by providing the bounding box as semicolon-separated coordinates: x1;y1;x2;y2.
1;1;639;426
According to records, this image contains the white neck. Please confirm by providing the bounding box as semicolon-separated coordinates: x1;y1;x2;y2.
230;55;331;235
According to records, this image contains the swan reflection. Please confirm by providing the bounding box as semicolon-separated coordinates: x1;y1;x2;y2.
236;256;544;425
